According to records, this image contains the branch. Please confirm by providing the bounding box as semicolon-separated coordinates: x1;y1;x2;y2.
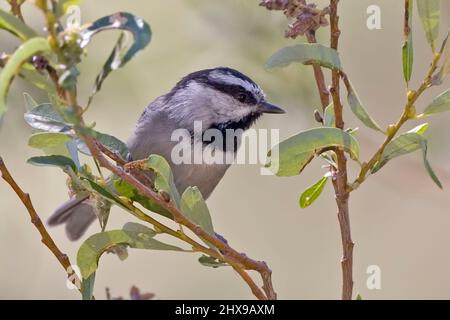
298;0;330;109
350;26;443;189
8;0;25;22
329;0;354;300
0;157;82;292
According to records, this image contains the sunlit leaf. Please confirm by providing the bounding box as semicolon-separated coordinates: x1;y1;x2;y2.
267;43;341;70
27;155;77;172
181;187;215;239
402;0;414;83
0;38;51;119
299;173;330;209
416;0;440;52
266;128;360;177
77;223;184;279
346;83;383;132
79;12;151;104
113;179;174;220
422;88;450;116
28;132;71;156
0;9;37;41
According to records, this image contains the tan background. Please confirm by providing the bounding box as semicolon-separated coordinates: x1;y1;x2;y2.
1;0;450;299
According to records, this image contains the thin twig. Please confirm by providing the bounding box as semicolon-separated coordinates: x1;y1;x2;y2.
8;0;25;22
329;0;354;300
298;0;330;109
0;157;82;292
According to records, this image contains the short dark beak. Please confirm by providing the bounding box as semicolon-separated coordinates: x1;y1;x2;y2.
258;101;286;114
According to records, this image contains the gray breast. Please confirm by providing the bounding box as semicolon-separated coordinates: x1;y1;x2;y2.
126;100;232;199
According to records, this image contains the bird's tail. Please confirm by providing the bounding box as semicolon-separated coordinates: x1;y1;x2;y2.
47;195;96;241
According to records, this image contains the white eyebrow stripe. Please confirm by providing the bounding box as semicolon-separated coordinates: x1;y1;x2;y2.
209;71;259;93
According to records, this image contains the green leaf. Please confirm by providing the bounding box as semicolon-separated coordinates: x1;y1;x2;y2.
81;273;95;301
299;174;330;209
56;0;82;16
356;293;363;300
422;88;450;116
27;155;77;172
77;131;129;159
28;132;71;156
81;177;124;208
420;139;442;189
23;93;38;112
0;9;38;41
113;179;174;220
266;128;360;177
371;124;442;188
20;63;56;93
0;38;51;119
77;223;184;279
416;0;440;52
145;154;181;207
181;187;215;238
437;27;450;82
267;43;341;70
24;103;70;132
346;83;383;132
79;12;151;105
198;255;227;268
323;103;335;127
402;0;414;83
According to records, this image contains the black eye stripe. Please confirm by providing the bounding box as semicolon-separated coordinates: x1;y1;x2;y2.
203;82;258;105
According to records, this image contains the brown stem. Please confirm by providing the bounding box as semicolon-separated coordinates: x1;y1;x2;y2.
329;0;354;300
0;157;82;292
9;0;25;22
298;0;330;110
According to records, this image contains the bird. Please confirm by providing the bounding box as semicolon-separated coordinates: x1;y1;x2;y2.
47;67;285;240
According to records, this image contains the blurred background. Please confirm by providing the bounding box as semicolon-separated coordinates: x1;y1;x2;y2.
1;0;450;299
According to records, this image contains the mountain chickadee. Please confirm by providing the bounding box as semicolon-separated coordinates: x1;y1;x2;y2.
48;67;285;240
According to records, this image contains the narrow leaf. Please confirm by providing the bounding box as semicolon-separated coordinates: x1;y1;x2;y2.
346;83;383;132
81;273;95;301
420;139;442;188
437;27;450;81
323;103;335;127
416;0;440;52
0;9;38;41
267;43;341;70
402;0;414;83
79;12;151;104
27;155;77;172
267;127;360;177
422;88;450;116
0;38;51;118
299;174;329;208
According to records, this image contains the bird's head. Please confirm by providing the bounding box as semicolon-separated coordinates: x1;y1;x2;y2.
164;67;285;131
